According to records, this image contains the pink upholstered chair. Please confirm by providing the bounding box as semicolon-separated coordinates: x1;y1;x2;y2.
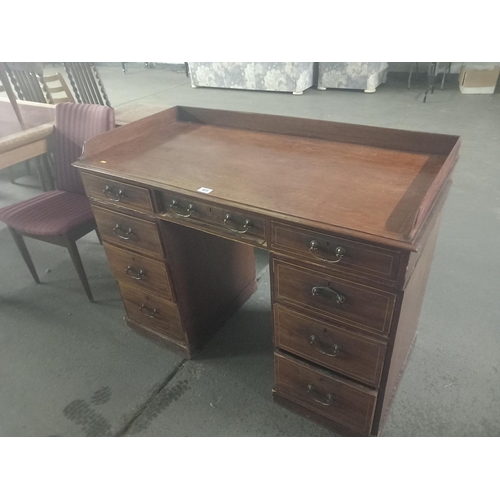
0;102;114;302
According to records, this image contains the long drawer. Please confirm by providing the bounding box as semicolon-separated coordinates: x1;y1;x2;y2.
93;205;164;258
274;304;387;387
118;282;184;342
271;221;402;283
272;259;397;337
159;190;267;247
104;243;174;300
81;172;155;213
274;352;377;435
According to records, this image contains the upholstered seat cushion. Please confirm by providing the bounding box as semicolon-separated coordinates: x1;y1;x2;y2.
0;190;94;236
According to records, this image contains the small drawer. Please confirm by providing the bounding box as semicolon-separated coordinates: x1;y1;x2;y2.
274;304;387;387
274;352;377;435
104;243;173;300
119;282;184;341
93;205;164;258
159;190;267;247
271;222;402;283
81;172;155;213
273;259;397;337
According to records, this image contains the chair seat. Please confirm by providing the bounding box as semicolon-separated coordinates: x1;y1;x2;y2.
0;190;94;236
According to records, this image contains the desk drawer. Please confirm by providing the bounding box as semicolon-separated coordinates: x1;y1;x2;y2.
93;205;163;258
274;352;377;435
273;260;397;337
160;191;267;246
104;243;173;300
119;282;184;341
271;222;402;283
81;172;154;213
274;304;386;387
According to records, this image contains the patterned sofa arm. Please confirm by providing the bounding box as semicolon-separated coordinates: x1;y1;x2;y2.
317;63;388;93
188;62;314;95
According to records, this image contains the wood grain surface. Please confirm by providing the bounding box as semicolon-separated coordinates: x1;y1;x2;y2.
75;106;460;249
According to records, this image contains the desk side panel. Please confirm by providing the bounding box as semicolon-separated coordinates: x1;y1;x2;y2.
372;211;442;435
159;220;257;354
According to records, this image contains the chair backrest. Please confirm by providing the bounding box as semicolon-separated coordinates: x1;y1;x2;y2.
43;73;75;104
54;102;115;195
4;62;48;103
63;63;112;107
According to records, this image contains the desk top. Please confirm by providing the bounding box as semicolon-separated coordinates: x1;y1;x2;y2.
0;99;55;154
75;106;460;250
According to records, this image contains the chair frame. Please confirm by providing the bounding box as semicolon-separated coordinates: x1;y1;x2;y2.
8;220;100;302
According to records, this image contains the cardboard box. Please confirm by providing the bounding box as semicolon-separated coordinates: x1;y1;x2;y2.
459;65;499;94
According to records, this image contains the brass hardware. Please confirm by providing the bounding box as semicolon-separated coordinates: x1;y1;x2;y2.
309;240;345;264
103;185;125;202
309;335;340;357
307;385;334;406
223;214;252;234
139;304;158;318
311;286;345;304
113;224;134;240
126;266;145;280
170;200;195;218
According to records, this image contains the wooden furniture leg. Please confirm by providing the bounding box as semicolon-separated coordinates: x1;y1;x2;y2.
65;236;94;302
8;228;40;284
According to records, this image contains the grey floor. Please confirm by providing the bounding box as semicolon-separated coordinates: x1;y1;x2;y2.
1;65;499;436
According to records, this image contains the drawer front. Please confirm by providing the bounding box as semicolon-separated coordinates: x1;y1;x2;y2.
119;282;184;341
271;222;401;283
160;191;267;247
273;260;397;337
274;352;377;435
93;205;164;258
81;172;155;213
104;243;173;300
274;305;387;387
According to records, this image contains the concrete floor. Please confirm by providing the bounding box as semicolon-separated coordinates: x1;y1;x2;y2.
1;65;499;436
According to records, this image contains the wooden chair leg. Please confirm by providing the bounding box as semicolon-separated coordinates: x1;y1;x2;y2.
65;237;94;302
8;228;40;284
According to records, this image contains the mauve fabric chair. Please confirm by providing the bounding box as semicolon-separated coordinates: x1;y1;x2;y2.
0;102;115;302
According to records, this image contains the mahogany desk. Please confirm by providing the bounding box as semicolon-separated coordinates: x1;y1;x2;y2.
74;107;460;436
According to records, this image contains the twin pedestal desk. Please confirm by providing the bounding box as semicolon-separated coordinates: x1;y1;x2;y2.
74;107;460;436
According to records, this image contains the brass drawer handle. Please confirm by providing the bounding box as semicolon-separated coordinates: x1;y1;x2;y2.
311;286;345;304
309;335;341;357
139;304;158;318
170;200;195;218
309;240;345;264
113;224;134;240
103;185;125;202
307;385;334;406
126;266;146;280
224;214;252;234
